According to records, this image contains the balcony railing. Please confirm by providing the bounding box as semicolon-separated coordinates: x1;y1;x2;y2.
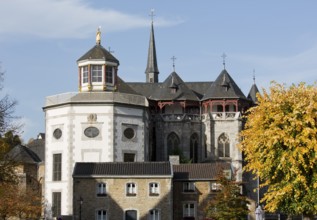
159;114;200;122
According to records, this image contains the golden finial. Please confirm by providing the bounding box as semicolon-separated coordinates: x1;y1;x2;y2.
96;26;101;45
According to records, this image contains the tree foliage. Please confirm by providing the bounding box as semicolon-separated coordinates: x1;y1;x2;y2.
0;65;19;136
205;172;249;220
239;82;317;218
0;182;42;219
0;131;22;183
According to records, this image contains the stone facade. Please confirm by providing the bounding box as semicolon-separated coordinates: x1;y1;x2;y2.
73;177;172;220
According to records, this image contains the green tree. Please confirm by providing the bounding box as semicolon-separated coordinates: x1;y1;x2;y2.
205;172;249;220
239;82;317;219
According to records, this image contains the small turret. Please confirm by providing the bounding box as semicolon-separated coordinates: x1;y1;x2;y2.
77;27;119;92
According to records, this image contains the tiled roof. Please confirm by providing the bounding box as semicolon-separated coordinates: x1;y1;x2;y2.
173;162;231;180
6;144;42;164
77;44;119;65
73;162;172;177
202;69;247;100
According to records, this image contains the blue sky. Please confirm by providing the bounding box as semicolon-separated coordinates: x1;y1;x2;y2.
1;0;317;142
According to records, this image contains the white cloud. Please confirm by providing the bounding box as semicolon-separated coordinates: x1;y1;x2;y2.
0;0;182;39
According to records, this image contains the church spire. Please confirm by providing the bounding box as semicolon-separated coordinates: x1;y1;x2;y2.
145;9;159;83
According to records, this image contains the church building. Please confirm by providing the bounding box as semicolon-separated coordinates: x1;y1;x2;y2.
43;20;259;218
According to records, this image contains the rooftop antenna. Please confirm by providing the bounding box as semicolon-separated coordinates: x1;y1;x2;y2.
96;26;101;45
221;53;227;69
171;56;177;72
149;9;155;24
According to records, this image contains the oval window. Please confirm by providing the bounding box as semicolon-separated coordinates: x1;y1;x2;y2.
124;128;135;139
53;128;62;139
84;127;100;138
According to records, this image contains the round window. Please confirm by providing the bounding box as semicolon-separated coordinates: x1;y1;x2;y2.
124;127;135;139
53;128;62;139
84;126;100;138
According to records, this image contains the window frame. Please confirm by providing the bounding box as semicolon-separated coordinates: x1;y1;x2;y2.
126;182;137;196
183;202;195;218
52;192;61;218
96;209;107;220
149;209;160;220
82;66;89;84
53;153;62;181
149;182;160;196
97;182;107;197
91;65;103;83
218;133;230;158
105;66;114;84
183;182;195;193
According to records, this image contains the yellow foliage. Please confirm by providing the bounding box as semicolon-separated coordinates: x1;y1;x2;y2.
239;82;317;215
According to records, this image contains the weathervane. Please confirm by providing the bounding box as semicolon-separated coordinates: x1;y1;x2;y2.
108;47;114;54
149;9;155;23
171;56;177;72
221;53;227;69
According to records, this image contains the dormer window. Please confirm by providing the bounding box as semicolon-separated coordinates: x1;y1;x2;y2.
82;66;88;83
91;65;102;82
106;66;114;84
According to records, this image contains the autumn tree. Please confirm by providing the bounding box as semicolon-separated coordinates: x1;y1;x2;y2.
239;82;317;219
204;172;249;220
0;65;21;183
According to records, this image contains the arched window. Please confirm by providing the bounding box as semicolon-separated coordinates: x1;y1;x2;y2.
190;133;199;163
167;132;180;155
218;133;230;158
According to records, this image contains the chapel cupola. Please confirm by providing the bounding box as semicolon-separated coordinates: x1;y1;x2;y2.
77;27;120;92
145;9;159;83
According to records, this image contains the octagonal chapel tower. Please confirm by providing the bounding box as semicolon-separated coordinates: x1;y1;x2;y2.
43;29;149;218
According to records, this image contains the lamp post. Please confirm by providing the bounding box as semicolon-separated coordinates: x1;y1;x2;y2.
79;196;83;220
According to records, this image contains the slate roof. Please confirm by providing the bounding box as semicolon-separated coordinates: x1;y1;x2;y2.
116;77;139;95
202;69;247;100
27;138;45;162
6;144;42;164
173;162;231;181
247;83;260;104
73;162;172;177
77;44;119;65
126;82;161;98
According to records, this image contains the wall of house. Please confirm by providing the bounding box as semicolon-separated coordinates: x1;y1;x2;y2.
73;177;173;220
173;180;217;220
44;92;149;217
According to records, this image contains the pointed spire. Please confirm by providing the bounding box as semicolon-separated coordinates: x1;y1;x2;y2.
248;69;260;104
145;9;159;83
96;26;101;45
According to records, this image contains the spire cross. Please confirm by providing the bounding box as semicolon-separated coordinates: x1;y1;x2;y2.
108;47;114;54
221;53;227;69
253;69;256;84
149;9;155;23
171;56;177;72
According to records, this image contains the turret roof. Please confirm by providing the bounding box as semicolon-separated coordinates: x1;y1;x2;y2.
202;69;247;100
77;44;119;65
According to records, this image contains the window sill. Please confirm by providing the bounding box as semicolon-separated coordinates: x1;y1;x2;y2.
126;193;137;197
97;193;107;197
149;193;160;197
